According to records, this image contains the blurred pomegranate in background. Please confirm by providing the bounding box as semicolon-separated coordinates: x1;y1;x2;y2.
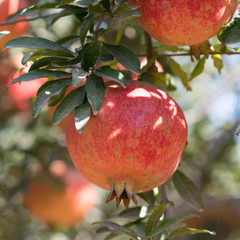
23;160;98;227
0;0;28;49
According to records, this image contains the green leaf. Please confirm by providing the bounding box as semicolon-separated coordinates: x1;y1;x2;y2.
85;74;105;115
137;190;155;206
29;57;63;71
94;66;127;87
72;68;89;86
32;78;72;117
74;100;91;133
3;37;73;53
144;204;167;235
171;227;215;237
119;206;152;220
103;43;140;74
145;214;198;238
52;86;86;124
211;54;223;74
68;0;89;7
218;17;240;45
169;58;190;90
189;57;206;81
172;170;204;210
81;41;101;71
93;221;139;240
80;14;99;45
112;10;141;25
48;85;68;107
22;50;74;65
9;70;71;85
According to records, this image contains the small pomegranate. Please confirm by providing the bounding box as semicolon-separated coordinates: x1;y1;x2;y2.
128;0;238;46
23;160;97;227
66;80;187;208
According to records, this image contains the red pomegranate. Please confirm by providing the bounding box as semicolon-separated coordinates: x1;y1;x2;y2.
128;0;238;46
0;0;28;49
65;80;188;208
23;160;97;227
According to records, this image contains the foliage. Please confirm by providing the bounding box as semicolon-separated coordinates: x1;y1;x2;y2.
0;0;240;239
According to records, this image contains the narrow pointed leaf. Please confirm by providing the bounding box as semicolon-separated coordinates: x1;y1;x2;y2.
144;204;167;235
171;227;215;237
85;74;105;115
48;85;68;107
145;214;198;238
29;57;63;71
119;206;152;220
72;68;89;86
169;58;190;90
32;78;72;117
93;221;139;240
52;86;86;124
103;43;140;74
172;170;203;210
3;37;73;53
9;70;71;85
74;100;91;133
80;14;99;45
189;57;206;81
94;66;126;87
81;41;101;70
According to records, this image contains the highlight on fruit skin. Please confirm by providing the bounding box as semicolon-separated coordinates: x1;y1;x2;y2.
65;80;188;208
23;160;98;227
128;0;238;46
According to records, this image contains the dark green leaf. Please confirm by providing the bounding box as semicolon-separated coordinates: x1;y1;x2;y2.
145;214;198;238
94;66;126;87
119;206;152;220
80;14;99;45
85;74;105;115
72;68;89;86
29;57;63;71
48;85;68;107
112;10;141;25
32;78;72;117
3;37;73;53
9;70;71;85
52;86;86;124
81;41;101;70
172;170;204;210
93;221;139;240
144;204;167;235
171;227;215;237
103;43;140;74
99;53;114;62
218;17;240;45
22;50;74;65
74;100;91;133
189;57;206;81
137;190;155;206
69;0;89;7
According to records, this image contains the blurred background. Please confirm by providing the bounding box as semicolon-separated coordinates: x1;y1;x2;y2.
0;0;240;240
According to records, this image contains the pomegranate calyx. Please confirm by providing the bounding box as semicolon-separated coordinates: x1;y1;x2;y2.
106;183;138;209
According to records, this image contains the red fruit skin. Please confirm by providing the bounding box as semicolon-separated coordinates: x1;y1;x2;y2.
128;0;238;46
23;162;97;227
0;0;28;49
65;80;188;195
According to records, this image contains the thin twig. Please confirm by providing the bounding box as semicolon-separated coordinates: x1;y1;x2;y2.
161;183;169;219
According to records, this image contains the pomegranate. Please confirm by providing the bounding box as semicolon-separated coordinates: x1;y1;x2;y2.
65;80;188;208
128;0;238;46
0;0;28;49
23;160;97;227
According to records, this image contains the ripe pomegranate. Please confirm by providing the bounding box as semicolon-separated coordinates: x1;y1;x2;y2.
23;160;97;227
0;0;28;49
128;0;238;46
65;80;188;208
